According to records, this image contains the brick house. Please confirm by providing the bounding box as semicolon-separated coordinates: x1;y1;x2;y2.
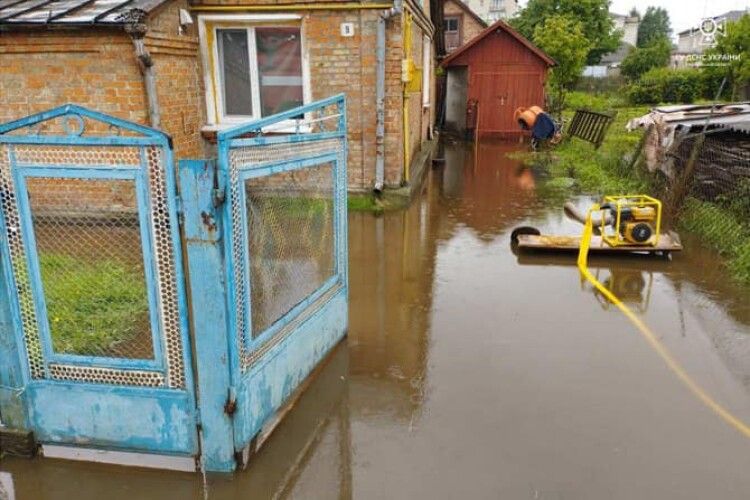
0;0;437;192
442;0;486;52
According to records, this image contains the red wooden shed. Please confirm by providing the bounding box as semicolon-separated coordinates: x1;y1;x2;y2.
441;20;555;137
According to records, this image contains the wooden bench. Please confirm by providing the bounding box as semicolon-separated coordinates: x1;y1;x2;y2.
567;109;617;149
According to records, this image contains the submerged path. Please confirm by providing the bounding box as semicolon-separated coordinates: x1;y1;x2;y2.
2;140;750;499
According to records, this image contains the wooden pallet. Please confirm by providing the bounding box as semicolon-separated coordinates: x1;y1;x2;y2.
516;232;682;254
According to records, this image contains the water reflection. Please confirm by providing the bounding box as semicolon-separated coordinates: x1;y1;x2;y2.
2;139;750;498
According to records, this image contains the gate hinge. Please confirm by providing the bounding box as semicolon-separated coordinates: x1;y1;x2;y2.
175;196;184;225
212;187;225;208
224;386;237;417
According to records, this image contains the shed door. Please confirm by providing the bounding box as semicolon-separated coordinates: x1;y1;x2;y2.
473;72;544;134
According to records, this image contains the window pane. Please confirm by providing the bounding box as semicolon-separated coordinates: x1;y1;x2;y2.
218;29;253;116
255;27;304;116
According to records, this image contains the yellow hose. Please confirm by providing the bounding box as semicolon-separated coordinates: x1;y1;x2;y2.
577;205;750;439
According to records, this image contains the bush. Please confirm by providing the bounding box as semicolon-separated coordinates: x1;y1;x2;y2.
620;38;671;81
565;90;628;111
627;68;704;104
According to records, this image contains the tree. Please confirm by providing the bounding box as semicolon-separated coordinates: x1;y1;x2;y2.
629;7;641;19
620;37;671;81
637;7;671;47
532;15;592;115
702;14;750;100
510;0;621;64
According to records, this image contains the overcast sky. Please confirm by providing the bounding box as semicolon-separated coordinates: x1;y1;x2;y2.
518;0;750;38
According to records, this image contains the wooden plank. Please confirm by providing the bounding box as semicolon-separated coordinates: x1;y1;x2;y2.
517;233;682;253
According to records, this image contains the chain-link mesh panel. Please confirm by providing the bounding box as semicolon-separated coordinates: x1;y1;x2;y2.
669;131;750;284
25;177;152;359
0;145;45;378
246;163;335;335
227;138;343;369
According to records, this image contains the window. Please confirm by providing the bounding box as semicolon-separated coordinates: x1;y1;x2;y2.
444;17;459;32
203;19;308;125
444;16;461;52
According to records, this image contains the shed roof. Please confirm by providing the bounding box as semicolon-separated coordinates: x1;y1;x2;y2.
0;0;169;27
441;18;555;67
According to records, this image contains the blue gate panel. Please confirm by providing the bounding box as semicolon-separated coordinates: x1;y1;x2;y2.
27;382;197;454
0;105;198;459
233;287;347;448
216;94;349;459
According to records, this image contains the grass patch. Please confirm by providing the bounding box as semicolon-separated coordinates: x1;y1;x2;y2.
40;254;149;356
348;194;383;213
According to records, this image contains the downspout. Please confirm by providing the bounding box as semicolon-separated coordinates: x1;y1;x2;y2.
122;9;161;129
374;0;403;193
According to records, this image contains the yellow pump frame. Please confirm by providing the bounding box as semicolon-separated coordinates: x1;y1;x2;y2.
600;194;662;247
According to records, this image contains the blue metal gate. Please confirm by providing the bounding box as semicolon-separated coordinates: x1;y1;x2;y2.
0;106;197;461
0;96;348;472
216;94;349;463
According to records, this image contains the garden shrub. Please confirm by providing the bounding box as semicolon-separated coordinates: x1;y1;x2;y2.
628;68;704;104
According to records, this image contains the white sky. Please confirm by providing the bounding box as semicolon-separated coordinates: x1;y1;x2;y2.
518;0;750;37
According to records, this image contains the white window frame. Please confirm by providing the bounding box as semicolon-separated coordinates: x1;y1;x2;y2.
422;35;431;107
198;14;312;130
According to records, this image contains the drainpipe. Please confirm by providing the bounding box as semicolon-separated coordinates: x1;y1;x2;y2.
122;9;161;129
374;0;403;193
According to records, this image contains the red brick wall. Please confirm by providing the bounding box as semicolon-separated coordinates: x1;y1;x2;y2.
0;2;434;192
0;0;205;159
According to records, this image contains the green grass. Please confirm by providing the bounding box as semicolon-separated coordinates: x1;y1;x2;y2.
40;254;149;356
348;194;383;213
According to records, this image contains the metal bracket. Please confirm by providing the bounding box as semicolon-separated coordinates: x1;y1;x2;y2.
211;160;226;208
223;386;236;417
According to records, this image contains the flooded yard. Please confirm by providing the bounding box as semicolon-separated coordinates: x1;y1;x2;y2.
2;140;750;499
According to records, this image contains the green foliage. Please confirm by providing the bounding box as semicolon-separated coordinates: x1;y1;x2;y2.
348;194;383;213
510;0;621;64
702;14;750;100
532;15;591;115
41;254;149;355
636;6;671;47
620;37;671;81
565;90;628;110
627;68;704;104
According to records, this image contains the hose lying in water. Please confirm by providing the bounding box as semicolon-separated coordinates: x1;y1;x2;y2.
577;205;750;439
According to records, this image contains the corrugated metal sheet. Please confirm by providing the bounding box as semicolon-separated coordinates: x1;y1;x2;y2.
0;0;167;26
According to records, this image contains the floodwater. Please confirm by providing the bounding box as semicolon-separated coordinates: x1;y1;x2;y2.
3;140;750;499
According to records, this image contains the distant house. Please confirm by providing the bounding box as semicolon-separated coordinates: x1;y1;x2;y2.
442;0;487;52
460;0;518;24
441;20;554;136
583;12;640;78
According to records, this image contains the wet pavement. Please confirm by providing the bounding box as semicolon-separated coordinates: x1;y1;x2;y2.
2;140;750;499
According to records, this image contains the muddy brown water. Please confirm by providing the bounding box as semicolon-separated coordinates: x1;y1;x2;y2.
2;141;750;499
